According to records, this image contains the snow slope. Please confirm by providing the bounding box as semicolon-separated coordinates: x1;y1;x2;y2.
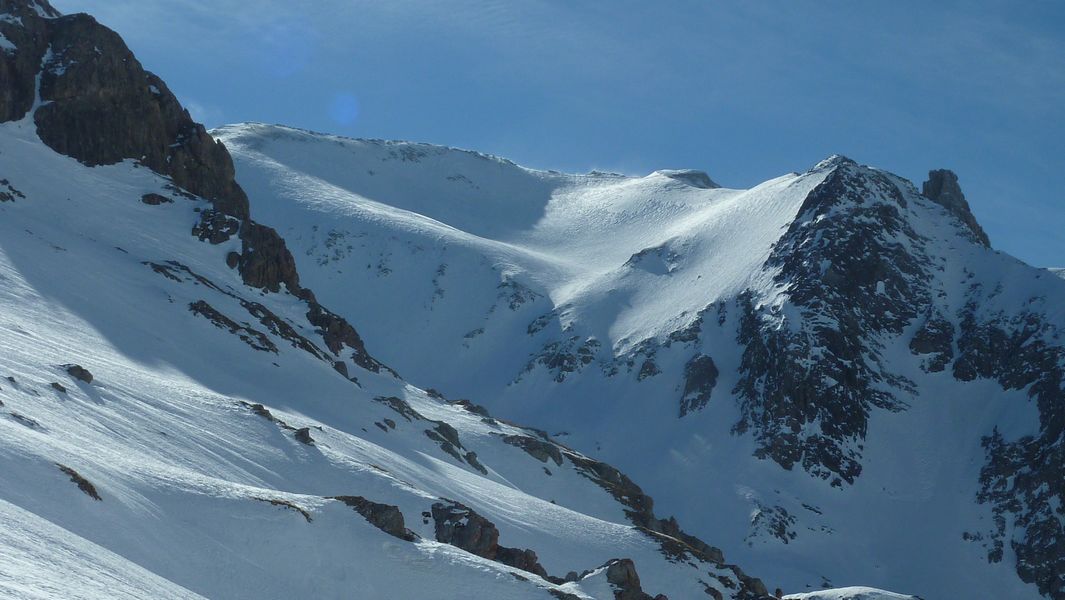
218;122;1065;599
0;93;768;599
783;588;917;600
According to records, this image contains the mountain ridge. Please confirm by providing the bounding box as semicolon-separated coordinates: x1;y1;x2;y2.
0;2;786;599
3;1;1063;599
218;121;1065;599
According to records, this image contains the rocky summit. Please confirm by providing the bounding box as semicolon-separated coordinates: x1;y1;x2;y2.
1;1;1062;599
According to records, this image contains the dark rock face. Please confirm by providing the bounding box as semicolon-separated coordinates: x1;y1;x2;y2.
25;12;249;220
679;354;719;416
501;434;564;466
236;221;301;293
432;501;499;558
332;496;416;541
604;558;663;600
909;312;954;373
1;1;389;384
0;0;60;122
922;169;990;247
431;500;550;579
734;159;930;485
305;301;387;375
521;336;600;383
425;423;466;462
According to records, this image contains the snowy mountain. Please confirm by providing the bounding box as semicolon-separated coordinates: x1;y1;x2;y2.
2;1;1062;599
213;123;1065;600
0;2;785;599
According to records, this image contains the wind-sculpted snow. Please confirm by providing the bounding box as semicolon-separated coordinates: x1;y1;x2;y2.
220;123;1065;599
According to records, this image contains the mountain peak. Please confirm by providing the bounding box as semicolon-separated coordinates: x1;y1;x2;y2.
810;154;857;172
921;169;990;247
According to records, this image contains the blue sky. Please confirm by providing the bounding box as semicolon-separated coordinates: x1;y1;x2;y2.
54;0;1064;267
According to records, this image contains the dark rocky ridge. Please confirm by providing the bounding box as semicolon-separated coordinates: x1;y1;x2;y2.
733;157;932;485
728;156;1065;596
0;0;385;379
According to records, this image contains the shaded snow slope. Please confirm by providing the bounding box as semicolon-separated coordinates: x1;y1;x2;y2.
219;122;1065;599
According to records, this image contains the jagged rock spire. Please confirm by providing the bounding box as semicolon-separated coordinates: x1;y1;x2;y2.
922;169;991;247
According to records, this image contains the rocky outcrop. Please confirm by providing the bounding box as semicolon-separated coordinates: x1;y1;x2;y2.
501;434;564;466
908;312;954;373
922;169;990;247
63;364;92;384
0;179;26;202
332;496;416;541
431;500;550;579
604;558;667;600
188;300;278;353
236;221;300;293
56;463;101;501
140;193;172;205
679;354;719;416
305;301;387;375
294;427;314;445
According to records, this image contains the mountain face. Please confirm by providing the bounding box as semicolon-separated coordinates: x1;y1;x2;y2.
0;2;1060;600
214;124;1065;600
